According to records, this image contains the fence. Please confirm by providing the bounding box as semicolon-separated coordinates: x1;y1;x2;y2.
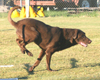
0;0;98;7
0;0;100;17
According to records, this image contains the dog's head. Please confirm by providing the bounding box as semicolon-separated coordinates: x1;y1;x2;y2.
63;29;92;47
74;30;92;47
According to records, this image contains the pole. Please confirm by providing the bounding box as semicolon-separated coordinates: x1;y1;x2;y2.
20;0;22;7
2;0;4;6
25;0;30;18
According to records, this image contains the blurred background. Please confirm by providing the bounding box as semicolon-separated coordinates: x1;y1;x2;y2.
0;0;100;17
0;0;99;8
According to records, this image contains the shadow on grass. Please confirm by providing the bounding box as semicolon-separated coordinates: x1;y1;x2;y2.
70;58;100;68
0;29;14;32
70;58;78;68
18;60;100;79
18;63;34;80
83;62;100;68
18;63;46;79
24;63;46;72
58;58;100;71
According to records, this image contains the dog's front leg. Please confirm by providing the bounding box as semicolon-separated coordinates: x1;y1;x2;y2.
29;50;45;72
45;47;56;71
46;52;52;71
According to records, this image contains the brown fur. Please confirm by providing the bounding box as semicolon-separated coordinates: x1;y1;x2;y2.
8;6;92;72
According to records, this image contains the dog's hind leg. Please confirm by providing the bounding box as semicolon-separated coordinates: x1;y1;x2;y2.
16;25;39;57
29;50;45;72
16;38;33;56
16;38;25;54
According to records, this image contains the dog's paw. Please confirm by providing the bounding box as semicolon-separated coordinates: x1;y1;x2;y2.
29;67;33;72
21;49;25;54
28;52;33;57
26;50;33;57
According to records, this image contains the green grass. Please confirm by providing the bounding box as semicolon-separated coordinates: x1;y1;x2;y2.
0;12;8;18
0;10;99;18
0;14;100;80
44;11;99;17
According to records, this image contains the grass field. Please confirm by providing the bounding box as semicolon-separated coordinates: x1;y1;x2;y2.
0;13;100;80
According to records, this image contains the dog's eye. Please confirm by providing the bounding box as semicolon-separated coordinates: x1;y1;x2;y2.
82;36;85;38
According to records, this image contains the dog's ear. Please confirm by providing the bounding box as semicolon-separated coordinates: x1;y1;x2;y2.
63;29;78;43
69;38;73;43
70;29;78;43
63;29;68;40
73;29;78;39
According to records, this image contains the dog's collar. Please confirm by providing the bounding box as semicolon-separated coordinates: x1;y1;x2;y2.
37;58;41;61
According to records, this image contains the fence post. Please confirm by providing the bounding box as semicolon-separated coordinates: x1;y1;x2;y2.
25;0;30;18
20;0;22;7
2;0;4;5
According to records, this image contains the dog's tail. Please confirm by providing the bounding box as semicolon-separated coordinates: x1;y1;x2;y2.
8;6;21;27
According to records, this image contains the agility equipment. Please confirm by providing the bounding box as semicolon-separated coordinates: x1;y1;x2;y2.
20;7;26;18
10;8;20;18
37;6;45;17
29;6;36;18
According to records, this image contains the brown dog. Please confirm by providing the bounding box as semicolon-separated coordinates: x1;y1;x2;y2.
8;6;92;72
